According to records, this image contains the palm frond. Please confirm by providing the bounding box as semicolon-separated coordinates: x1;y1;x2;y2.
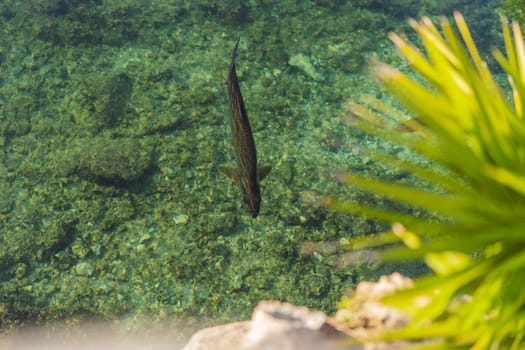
328;12;525;349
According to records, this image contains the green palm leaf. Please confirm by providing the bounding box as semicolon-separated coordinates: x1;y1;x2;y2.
327;12;525;349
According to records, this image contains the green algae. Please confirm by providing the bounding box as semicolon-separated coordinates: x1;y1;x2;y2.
504;0;525;23
0;0;501;338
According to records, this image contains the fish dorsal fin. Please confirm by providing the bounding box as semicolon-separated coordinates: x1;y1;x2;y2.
218;166;239;182
258;165;272;181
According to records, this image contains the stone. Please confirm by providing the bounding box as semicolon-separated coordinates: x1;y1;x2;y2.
182;321;251;350
74;261;94;276
288;53;324;81
335;272;412;334
77;136;154;184
335;273;415;350
94;72;133;129
183;273;419;350
183;301;350;350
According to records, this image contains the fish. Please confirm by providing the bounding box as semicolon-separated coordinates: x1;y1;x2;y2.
218;37;272;218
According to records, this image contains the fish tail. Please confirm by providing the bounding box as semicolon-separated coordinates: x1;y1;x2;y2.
231;36;241;68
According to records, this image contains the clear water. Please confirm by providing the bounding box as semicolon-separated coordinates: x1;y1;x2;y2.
0;0;502;338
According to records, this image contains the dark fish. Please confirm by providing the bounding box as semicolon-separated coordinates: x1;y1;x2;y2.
218;38;271;218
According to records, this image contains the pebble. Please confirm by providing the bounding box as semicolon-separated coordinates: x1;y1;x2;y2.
75;262;95;276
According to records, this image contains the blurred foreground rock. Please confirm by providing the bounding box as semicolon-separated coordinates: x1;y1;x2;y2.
184;273;415;350
183;301;348;350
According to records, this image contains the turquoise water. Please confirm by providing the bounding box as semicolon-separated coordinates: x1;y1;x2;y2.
0;0;501;337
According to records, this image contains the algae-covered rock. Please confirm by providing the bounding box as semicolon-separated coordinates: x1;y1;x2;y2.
78;136;154;183
94;72;133;129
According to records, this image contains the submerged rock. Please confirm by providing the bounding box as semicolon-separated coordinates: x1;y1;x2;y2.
77;136;154;184
74;261;94;276
94;72;133;129
288;53;324;81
